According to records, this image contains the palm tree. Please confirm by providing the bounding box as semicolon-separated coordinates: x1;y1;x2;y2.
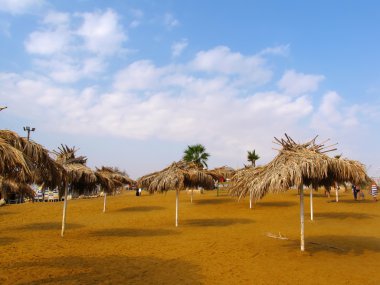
247;150;260;167
183;144;210;169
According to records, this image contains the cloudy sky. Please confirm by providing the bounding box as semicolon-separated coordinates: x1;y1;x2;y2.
1;0;379;179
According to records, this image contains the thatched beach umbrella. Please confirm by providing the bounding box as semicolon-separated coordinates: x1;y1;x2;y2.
95;166;134;213
229;134;369;251
53;145;97;237
0;130;66;201
0;137;31;184
0;178;35;201
138;160;215;227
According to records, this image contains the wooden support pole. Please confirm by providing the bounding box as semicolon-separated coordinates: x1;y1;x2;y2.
61;183;68;237
175;189;179;227
249;191;253;209
310;188;314;221
103;192;107;213
300;184;305;251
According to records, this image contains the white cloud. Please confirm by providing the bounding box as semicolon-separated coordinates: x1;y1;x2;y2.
311;91;360;131
164;13;179;28
278;70;325;95
171;38;188;58
76;9;127;55
259;44;290;56
0;0;45;14
191;46;272;86
25;28;70;55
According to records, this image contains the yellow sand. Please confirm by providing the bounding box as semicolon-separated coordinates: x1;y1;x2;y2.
0;189;379;284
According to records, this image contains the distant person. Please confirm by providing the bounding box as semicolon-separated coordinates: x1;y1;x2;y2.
136;188;140;196
371;181;378;202
138;188;142;196
352;184;358;200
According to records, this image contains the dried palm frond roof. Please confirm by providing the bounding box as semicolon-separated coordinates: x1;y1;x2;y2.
96;166;135;185
0;137;31;182
0;130;66;187
0;178;35;198
229;134;369;202
53;145;96;184
207;166;236;179
137;160;215;193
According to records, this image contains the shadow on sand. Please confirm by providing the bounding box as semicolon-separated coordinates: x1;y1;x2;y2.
15;222;85;231
90;228;178;238
315;212;377;220
194;198;231;205
184;218;253;227
7;255;204;285
0;237;18;246
117;206;165;212
257;201;297;207
283;235;380;255
337;199;375;204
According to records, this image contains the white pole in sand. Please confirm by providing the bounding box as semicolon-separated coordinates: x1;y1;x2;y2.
175;189;179;227
191;188;193;204
335;185;339;202
61;183;68;237
249;190;253;209
103;192;107;213
300;184;305;251
310;188;314;221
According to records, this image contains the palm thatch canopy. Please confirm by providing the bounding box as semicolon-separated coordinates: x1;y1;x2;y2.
138;160;215;193
0;130;65;187
0;137;31;181
207;166;236;180
229;134;369;202
0;178;35;198
97;166;135;185
53;145;96;187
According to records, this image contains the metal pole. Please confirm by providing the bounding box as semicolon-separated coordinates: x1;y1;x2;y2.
249;191;253;209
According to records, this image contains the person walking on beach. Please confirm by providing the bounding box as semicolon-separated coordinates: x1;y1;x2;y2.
371;181;378;202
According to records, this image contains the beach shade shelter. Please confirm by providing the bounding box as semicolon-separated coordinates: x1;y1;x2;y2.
0;137;32;187
0;130;66;199
95;166;134;213
207;166;236;197
137;160;215;227
229;134;369;251
53;145;97;237
0;178;35;202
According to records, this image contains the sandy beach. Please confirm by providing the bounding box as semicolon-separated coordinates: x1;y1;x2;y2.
1;189;379;284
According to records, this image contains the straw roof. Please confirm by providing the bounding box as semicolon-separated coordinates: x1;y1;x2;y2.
137;160;215;193
0;137;31;181
0;130;66;188
96;166;135;186
0;178;35;198
207;166;236;180
229;134;369;202
53;145;97;185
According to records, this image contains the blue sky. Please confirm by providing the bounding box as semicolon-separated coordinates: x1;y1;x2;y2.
1;0;379;179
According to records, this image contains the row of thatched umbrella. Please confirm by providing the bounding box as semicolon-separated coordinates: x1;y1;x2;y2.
0;130;134;237
229;134;369;251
